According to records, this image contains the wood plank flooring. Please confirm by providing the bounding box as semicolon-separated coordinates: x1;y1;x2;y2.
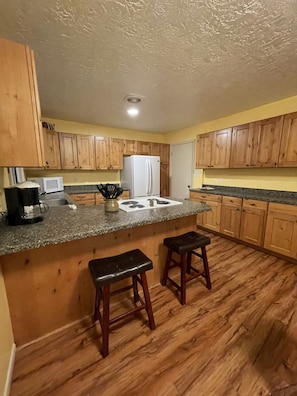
10;234;297;396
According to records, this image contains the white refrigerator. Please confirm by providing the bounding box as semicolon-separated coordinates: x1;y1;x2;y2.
120;155;160;198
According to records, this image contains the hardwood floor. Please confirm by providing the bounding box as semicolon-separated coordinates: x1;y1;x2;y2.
10;234;297;396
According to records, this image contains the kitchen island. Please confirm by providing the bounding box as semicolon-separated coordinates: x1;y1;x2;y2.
0;199;210;346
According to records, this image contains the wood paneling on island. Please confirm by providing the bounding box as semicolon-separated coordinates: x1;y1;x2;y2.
1;216;196;346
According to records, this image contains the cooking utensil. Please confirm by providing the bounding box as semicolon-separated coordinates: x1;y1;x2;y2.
97;184;123;199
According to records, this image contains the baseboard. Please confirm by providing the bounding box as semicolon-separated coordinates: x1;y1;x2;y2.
4;342;16;396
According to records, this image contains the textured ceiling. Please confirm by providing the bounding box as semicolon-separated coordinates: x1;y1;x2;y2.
1;0;297;133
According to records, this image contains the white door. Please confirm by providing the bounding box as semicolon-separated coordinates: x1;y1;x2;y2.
170;141;194;200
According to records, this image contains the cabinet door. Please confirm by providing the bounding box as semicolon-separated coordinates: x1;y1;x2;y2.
77;135;95;170
220;196;242;238
264;204;297;258
123;140;137;155
150;143;161;157
211;128;232;168
109;138;123;169
203;201;221;232
43;128;61;169
196;133;212;168
95;137;110;170
240;200;267;246
230;124;253;168
160;164;169;197
59;133;78;169
137;141;151;155
278;112;297;167
251;116;283;167
0;38;44;167
160;144;170;165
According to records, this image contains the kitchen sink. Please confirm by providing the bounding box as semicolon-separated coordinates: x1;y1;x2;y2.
40;198;71;207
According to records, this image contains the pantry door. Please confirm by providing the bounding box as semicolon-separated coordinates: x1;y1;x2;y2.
170;141;194;200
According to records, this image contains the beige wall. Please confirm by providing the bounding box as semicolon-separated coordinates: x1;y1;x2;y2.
167;95;297;191
0;265;14;395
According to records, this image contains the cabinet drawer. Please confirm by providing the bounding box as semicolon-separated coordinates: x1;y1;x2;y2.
268;202;297;215
222;196;242;205
95;193;105;205
242;199;268;210
70;193;95;204
190;192;222;202
121;190;130;199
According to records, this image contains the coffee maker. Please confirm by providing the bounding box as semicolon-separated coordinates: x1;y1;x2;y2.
5;184;46;226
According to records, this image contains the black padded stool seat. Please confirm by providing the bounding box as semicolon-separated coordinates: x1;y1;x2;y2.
89;249;155;357
161;231;212;305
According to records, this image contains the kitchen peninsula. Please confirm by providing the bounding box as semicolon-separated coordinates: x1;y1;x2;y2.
0;199;210;346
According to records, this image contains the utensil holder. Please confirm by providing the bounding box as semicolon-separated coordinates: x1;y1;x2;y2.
105;199;119;213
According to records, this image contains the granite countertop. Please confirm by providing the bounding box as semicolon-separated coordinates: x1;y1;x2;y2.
64;184;129;194
190;185;297;206
0;198;210;256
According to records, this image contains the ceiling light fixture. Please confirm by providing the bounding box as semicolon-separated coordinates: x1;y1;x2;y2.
127;107;139;117
124;94;145;118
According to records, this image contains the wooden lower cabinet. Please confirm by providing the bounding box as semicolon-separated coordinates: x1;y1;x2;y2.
70;193;95;206
240;199;267;246
264;203;297;259
190;191;297;260
189;192;221;232
220;196;242;238
72;190;130;206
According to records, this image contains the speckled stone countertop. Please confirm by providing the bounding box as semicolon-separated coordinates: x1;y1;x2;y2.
0;197;210;257
190;185;297;206
64;184;129;194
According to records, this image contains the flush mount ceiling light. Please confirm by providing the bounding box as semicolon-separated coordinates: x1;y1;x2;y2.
124;94;145;118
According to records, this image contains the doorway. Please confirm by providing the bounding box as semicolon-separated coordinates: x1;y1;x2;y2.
170;141;194;200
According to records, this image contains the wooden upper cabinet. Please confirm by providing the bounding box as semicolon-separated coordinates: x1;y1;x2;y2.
211;128;232;168
230;124;254;168
95;137;123;170
278;112;297;167
59;133;78;169
137;141;151;155
43;128;61;169
151;143;170;165
0;38;44;167
110;138;123;169
196;133;212;168
251;116;283;167
77;134;95;170
196;129;231;168
123;140;137;155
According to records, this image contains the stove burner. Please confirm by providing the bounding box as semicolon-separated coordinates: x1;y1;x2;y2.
121;200;139;205
156;200;169;205
130;204;145;208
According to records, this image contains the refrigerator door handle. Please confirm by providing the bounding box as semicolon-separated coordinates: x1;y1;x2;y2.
147;159;152;195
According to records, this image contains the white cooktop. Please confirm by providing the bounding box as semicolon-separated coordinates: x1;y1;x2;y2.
118;197;183;212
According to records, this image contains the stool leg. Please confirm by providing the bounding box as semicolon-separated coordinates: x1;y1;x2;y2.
132;275;139;303
161;249;172;286
101;285;110;358
180;253;187;305
186;251;192;274
140;272;156;330
94;288;100;322
201;246;212;290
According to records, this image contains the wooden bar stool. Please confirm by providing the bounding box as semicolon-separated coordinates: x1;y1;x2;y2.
161;231;212;305
88;249;156;357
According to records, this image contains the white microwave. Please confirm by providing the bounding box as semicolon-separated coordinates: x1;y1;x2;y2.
28;177;64;194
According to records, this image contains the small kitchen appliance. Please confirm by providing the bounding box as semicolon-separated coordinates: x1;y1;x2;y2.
28;177;64;194
4;182;48;226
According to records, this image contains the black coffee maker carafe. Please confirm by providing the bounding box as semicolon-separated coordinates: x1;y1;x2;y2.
5;184;45;226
